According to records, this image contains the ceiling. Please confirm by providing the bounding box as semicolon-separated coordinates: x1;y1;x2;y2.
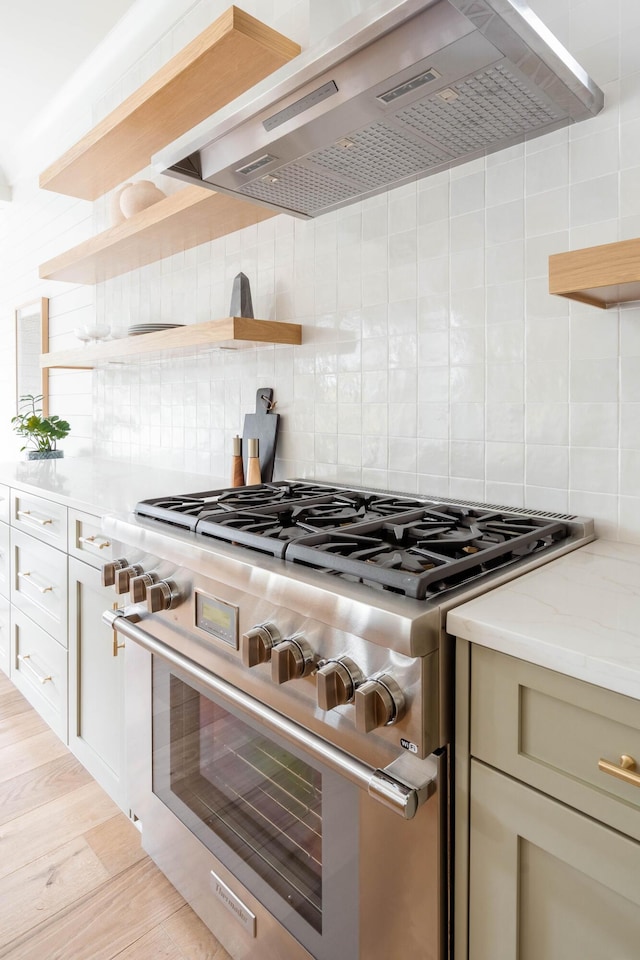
0;0;139;192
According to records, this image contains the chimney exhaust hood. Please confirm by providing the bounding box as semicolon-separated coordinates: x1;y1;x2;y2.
154;0;603;219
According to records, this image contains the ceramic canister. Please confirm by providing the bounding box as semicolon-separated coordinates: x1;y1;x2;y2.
119;180;166;218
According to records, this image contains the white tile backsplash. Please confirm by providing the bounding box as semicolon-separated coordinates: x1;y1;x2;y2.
527;445;570;489
1;0;640;536
570;403;619;447
525;186;570;235
526;403;569;445
571;358;620;401
487;403;525;443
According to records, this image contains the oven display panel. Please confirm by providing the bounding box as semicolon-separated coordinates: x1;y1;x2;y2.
195;592;238;648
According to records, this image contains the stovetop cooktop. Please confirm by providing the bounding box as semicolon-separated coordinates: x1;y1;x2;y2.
135;481;577;600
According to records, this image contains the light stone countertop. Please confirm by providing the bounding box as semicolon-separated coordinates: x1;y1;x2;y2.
447;539;640;701
0;456;226;516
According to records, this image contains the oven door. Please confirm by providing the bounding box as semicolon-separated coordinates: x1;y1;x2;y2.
152;654;357;958
116;612;444;960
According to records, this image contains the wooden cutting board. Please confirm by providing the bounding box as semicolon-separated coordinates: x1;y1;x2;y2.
242;388;279;483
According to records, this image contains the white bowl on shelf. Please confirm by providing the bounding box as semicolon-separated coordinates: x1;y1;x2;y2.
74;325;111;344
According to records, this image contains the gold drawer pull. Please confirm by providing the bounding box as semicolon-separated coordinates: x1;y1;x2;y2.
79;535;111;550
17;508;54;526
18;653;52;684
17;571;54;594
598;754;640;788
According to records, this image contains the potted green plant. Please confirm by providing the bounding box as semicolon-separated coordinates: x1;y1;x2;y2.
11;394;71;460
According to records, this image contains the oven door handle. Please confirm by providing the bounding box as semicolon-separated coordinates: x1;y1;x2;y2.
104;608;437;820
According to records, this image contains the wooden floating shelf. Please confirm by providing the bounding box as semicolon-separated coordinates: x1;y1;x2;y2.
549;238;640;308
39;186;276;284
39;6;300;200
41;317;302;369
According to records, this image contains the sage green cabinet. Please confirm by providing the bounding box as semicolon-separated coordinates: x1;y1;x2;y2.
456;643;640;960
469;760;640;960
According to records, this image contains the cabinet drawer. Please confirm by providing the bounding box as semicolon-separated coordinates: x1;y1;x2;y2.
11;529;68;647
68;509;112;569
0;596;9;677
471;647;640;842
11;489;67;550
0;521;9;599
11;606;67;742
0;483;9;524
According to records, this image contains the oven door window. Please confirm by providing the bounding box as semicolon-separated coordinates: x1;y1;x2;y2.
151;659;358;953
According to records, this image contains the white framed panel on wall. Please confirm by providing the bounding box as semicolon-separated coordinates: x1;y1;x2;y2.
15;298;49;416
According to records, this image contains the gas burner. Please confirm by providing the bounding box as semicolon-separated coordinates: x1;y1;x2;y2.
356;493;430;515
134;481;347;530
214;482;346;506
134;494;231;531
197;508;307;557
286;508;568;598
195;497;426;556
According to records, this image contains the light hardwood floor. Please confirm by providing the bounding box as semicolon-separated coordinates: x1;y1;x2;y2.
0;670;231;960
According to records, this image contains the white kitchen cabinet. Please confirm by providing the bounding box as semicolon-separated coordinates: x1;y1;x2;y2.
10;488;68;550
0;516;8;673
10;527;68;646
68;556;126;810
0;519;9;600
0;484;9;524
455;643;640;960
7;496;127;809
68;508;114;568
8;489;69;740
0;595;9;676
11;605;68;741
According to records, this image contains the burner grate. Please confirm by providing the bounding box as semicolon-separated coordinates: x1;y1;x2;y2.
133;483;574;599
286;507;568;599
195;495;430;556
134;481;349;530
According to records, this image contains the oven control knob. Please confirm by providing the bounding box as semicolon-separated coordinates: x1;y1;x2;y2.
354;675;406;733
129;572;158;604
146;579;180;613
241;623;281;668
272;636;315;684
115;564;144;595
317;657;364;711
101;558;129;588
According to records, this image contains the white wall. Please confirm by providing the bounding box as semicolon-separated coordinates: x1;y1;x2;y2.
1;0;640;542
0;180;94;457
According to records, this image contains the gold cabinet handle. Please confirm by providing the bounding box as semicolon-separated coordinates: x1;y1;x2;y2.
18;653;52;684
17;508;53;526
79;535;111;550
17;570;54;594
598;754;640;788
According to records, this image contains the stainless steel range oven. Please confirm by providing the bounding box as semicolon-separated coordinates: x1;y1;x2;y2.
102;481;594;960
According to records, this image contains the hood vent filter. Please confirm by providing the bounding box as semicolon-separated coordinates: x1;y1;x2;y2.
155;0;604;219
238;62;565;216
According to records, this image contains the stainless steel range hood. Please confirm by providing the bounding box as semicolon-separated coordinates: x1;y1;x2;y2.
154;0;603;219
